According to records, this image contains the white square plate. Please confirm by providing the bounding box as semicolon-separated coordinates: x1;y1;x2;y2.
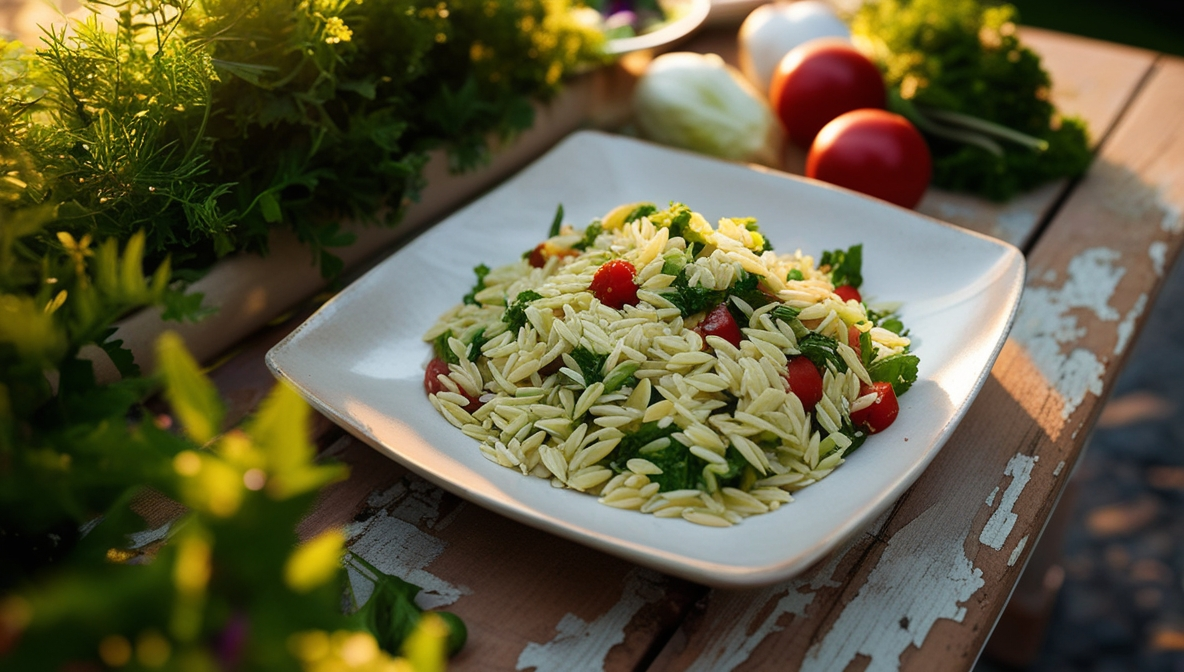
267;131;1024;587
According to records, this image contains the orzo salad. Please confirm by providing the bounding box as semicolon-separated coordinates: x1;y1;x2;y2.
422;202;918;527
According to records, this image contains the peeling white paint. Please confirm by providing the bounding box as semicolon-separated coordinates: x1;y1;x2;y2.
985;487;999;507
1053;461;1066;477
1162;201;1182;234
1115;294;1148;356
681;551;845;672
980;453;1039;551
1150;241;1168;276
1007;536;1030;567
346;476;469;610
801;506;984;672
1042;269;1057;283
517;568;666;672
127;521;173;550
1011;248;1126;419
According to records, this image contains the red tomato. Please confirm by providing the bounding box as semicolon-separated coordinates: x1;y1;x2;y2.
424;358;481;412
849;381;899;433
696;303;743;349
589;259;638;309
835;285;862;303
783;356;823;412
769;40;886;148
527;243;547;268
847;324;863;360
806;109;932;209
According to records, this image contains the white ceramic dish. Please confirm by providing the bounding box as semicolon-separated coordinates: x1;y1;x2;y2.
267;130;1024;587
603;0;711;55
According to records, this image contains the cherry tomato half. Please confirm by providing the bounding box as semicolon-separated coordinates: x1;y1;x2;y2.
527;243;547;268
769;40;886;148
696;303;743;349
849;381;899;433
424;358;481;413
806;109;932;209
783;356;823;412
835;284;862;303
847;324;863;361
589;259;638;309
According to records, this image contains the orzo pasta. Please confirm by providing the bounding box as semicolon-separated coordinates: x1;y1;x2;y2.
422;202;919;526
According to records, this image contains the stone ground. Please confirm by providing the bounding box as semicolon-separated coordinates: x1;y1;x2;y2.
979;252;1184;669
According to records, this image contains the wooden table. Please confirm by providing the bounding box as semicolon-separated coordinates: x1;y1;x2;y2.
171;25;1184;672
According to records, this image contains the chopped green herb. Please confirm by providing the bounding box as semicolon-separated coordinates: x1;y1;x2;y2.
770;304;801;325
859;329;874;368
572;221;603;251
502;290;543;332
787;269;804;281
664;267;728;317
462;264;491;306
568;346;608;386
623;203;658;224
605;423;748;492
548;204;565;237
868;353;920;395
798;333;847;373
432;330;460;365
602;362;640;393
819;244;863;289
467;328;489;362
852;0;1091;201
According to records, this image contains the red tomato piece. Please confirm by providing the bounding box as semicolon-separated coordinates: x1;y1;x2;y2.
849;381;899;433
589;259;639;309
806;109;932;209
424;358;481;413
783;356;823;412
769;40;886;148
835;285;862;303
527;243;547;268
847;324;863;360
696;303;743;349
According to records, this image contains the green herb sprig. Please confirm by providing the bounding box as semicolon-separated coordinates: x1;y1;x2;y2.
852;0;1092;201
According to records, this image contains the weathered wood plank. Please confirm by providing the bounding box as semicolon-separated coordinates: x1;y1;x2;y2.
646;53;1184;672
318;434;706;672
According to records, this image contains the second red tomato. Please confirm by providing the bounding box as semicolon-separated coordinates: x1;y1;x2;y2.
769;40;886;148
806;109;932;209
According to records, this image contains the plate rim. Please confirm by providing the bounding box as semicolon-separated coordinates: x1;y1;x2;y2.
266;129;1027;587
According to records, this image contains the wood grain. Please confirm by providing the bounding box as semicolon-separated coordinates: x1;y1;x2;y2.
647;53;1184;672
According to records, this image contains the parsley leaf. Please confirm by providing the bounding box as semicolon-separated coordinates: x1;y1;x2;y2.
462;264;491;306
605;423;749;492
502;290;542;332
770;305;800;324
568;346;607;386
467;328;489;362
819;244;863;289
868;354;920;395
859;329;874;368
664;267;728;317
432;330;460;365
572;222;602;251
623;203;658;224
798;333;847;373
